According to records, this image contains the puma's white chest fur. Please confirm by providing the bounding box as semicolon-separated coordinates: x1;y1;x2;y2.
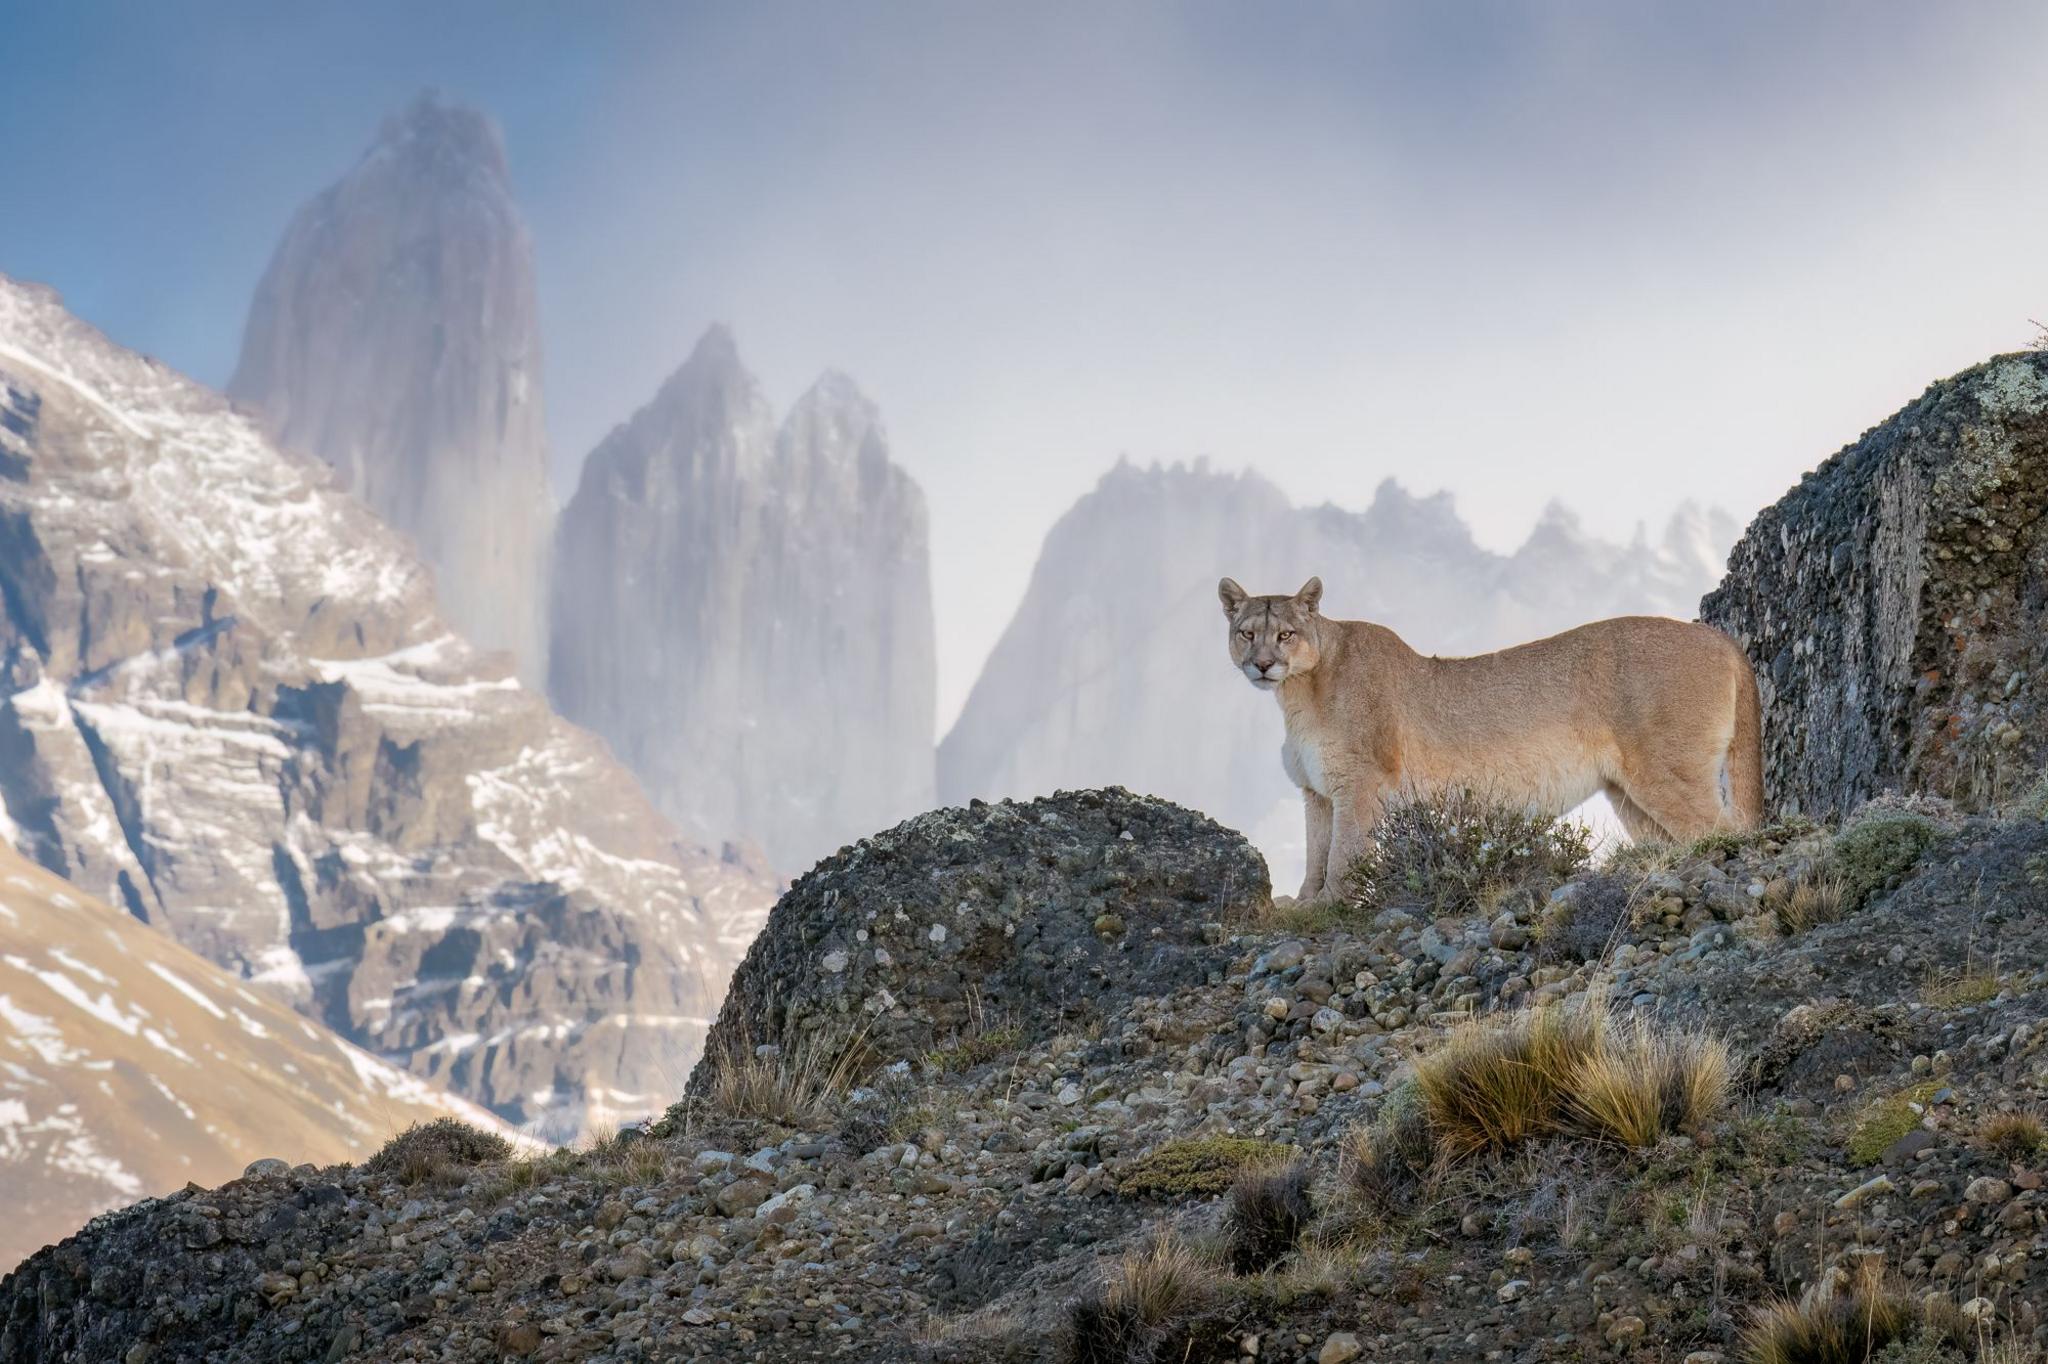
1280;721;1330;798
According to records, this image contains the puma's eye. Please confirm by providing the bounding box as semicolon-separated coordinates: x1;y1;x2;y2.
1238;629;1254;642
1277;631;1294;643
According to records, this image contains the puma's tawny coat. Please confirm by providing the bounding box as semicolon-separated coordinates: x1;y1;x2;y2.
1220;577;1764;902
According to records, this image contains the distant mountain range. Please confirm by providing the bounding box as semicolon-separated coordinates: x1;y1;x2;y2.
0;272;770;1138
0;838;520;1271
939;458;1737;887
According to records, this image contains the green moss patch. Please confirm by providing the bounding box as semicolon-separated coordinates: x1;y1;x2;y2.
1116;1137;1294;1199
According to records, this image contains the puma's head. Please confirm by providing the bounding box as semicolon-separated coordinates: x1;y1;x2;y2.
1218;576;1323;690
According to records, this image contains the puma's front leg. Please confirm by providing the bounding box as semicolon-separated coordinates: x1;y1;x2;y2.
1325;781;1387;896
1298;789;1334;902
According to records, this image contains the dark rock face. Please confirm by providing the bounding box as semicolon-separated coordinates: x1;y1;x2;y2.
939;460;1735;885
550;329;935;875
0;274;771;1137
231;93;554;683
1702;352;2048;819
691;788;1271;1081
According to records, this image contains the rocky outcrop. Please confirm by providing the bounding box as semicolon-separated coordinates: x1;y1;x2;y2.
691;788;1271;1080
0;843;520;1271
1702;352;2048;820
230;93;554;683
550;329;935;875
0;273;771;1136
939;460;1736;884
8;799;2048;1363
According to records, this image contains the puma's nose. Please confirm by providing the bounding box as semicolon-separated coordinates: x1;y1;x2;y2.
1253;656;1276;672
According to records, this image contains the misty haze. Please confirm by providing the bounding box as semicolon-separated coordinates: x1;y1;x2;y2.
4;5;2048;1360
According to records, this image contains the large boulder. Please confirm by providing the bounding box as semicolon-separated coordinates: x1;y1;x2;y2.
1702;352;2048;820
689;788;1271;1084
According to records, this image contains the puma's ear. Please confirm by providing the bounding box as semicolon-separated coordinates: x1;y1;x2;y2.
1295;577;1323;614
1218;577;1248;615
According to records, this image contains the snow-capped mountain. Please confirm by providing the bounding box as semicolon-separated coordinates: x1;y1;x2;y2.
0;839;522;1271
938;460;1738;886
231;93;555;684
550;327;936;875
0;273;772;1138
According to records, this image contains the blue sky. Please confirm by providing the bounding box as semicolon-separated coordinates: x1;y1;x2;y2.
6;2;2048;720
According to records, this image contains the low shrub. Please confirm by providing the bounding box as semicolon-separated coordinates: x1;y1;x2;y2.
1742;1260;1962;1364
1222;1160;1312;1273
1337;1089;1435;1218
365;1117;512;1186
1344;789;1593;918
1824;813;1942;912
685;1029;868;1129
1535;874;1635;964
1116;1137;1295;1199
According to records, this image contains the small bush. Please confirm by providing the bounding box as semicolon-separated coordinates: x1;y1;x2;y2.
1775;875;1850;936
1338;1091;1435;1218
365;1118;512;1186
1116;1137;1295;1200
1061;1232;1218;1364
1981;1111;2047;1159
923;1022;1025;1073
1344;789;1593;918
1743;1259;1962;1364
1824;814;1942;912
1222;1160;1312;1273
1412;1004;1729;1161
1535;874;1635;964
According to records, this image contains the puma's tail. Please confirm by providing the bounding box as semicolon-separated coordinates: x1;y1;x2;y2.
1725;654;1766;828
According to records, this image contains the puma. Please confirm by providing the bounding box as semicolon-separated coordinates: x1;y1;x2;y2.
1219;577;1764;902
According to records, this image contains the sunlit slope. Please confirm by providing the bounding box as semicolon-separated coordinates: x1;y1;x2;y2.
0;844;518;1270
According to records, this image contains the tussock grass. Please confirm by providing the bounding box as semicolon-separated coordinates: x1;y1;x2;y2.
1921;966;2003;1009
1060;1232;1220;1364
1980;1111;2047;1159
1412;1004;1729;1160
1567;1016;1732;1150
1775;875;1850;936
1222;1160;1312;1274
1742;1259;1961;1364
693;1029;869;1128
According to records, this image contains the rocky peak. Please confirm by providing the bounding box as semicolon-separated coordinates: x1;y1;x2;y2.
368;90;511;184
550;333;936;875
230;92;554;684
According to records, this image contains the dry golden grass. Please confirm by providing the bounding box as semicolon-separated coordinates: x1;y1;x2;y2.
1062;1231;1221;1364
695;1029;869;1128
1981;1111;2047;1159
1774;875;1849;936
1742;1259;1959;1364
1411;1003;1729;1160
1222;1160;1312;1273
1566;1015;1731;1149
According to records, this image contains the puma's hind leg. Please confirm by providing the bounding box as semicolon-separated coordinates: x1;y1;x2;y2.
1603;782;1671;846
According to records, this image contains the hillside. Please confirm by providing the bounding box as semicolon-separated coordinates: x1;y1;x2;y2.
0;274;772;1136
0;840;518;1272
9;349;2048;1363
